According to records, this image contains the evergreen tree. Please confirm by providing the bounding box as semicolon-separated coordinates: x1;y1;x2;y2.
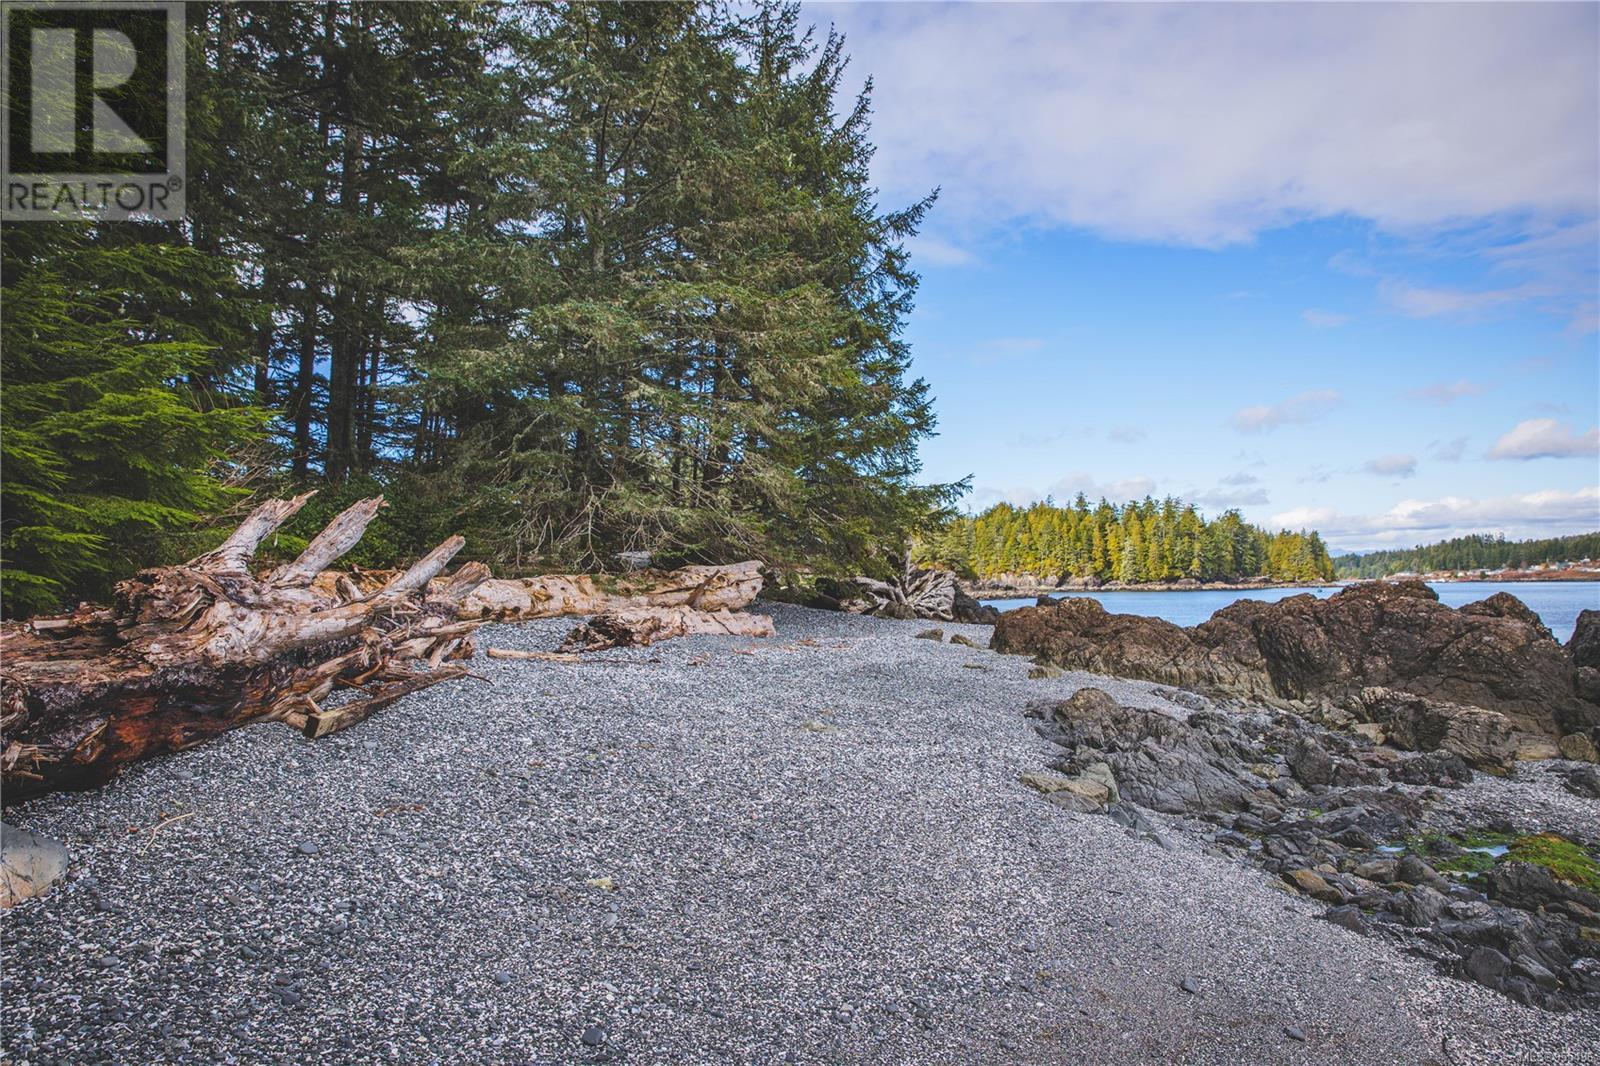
1;224;264;614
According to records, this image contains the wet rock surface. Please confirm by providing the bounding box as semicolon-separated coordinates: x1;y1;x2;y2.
1024;685;1600;1011
993;579;1599;762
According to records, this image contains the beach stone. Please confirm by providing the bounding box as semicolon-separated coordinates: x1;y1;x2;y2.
914;629;944;641
1324;905;1370;935
1396;855;1447;891
1398;886;1448;927
1178;976;1200;994
1287;868;1343;903
1465;947;1511;986
1017;770;1075;794
1;822;68;907
1561;765;1600;798
1285;1026;1307;1042
1028;664;1063;680
949;633;980;649
1558;732;1598;763
297;841;320;856
580;1026;607;1047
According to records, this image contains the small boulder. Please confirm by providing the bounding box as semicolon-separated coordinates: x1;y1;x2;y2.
949;633;980;649
1353;858;1397;883
1561;765;1600;799
1323;905;1370;935
1287;868;1344;903
914;628;944;642
1;822;68;908
1396;854;1448;891
1464;946;1511;986
1398;885;1448;926
1028;664;1064;680
1558;732;1598;763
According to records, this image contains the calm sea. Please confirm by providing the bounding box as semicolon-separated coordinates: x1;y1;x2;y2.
980;581;1600;643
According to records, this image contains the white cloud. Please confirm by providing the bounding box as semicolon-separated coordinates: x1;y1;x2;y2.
1487;418;1600;460
1220;471;1260;486
819;3;1598;247
912;235;976;266
1405;379;1485;405
1380;279;1540;320
966;471;1157;510
1428;436;1469;462
1363;454;1418;478
1302;309;1351;329
1194;487;1271;509
1232;389;1342;434
1272;487;1600;549
1107;425;1146;444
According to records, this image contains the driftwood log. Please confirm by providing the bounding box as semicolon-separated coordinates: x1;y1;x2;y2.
453;560;765;620
561;606;777;651
0;494;488;801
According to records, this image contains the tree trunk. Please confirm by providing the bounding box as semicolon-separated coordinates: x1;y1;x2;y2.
0;495;487;802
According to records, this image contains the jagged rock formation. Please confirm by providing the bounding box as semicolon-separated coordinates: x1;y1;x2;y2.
993;580;1598;765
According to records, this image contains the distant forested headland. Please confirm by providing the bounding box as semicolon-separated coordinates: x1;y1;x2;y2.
0;4;957;616
915;498;1336;585
1335;532;1600;579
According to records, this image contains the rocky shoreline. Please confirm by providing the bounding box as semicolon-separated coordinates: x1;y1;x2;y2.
989;581;1600;1013
1015;684;1599;1010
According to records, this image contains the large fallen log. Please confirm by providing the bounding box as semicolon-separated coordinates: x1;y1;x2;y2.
561;606;777;651
0;494;488;801
452;560;765;620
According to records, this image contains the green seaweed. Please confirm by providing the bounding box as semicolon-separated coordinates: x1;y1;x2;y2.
1504;833;1600;893
1381;830;1600;890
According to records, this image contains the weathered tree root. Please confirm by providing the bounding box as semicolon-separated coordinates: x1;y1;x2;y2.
0;494;488;801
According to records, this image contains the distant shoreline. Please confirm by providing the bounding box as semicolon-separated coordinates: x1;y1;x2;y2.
973;571;1600;597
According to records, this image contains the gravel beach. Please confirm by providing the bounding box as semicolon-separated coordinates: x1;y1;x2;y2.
3;603;1597;1065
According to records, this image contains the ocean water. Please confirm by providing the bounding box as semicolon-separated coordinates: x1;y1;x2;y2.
980;580;1600;642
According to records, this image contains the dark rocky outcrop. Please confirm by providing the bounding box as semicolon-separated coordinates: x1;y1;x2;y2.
1569;609;1600;670
1023;686;1600;1011
993;580;1598;764
952;586;1001;624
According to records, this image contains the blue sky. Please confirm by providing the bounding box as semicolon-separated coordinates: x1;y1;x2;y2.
806;2;1600;552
